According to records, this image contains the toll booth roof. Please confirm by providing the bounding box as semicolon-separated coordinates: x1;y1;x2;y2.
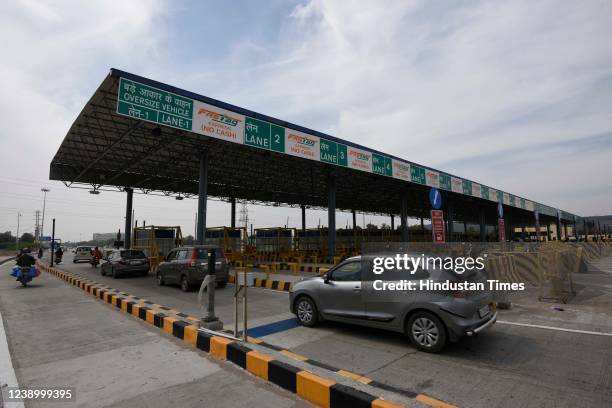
50;68;578;224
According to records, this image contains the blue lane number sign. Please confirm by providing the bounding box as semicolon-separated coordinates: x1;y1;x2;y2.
498;201;504;219
429;188;442;210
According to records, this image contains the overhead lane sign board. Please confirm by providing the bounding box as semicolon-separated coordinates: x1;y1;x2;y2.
117;78;193;131
392;160;411;181
320;139;347;166
425;170;440;188
439;173;452;191
347;146;372;172
451;177;463;194
193;100;245;144
410;165;426;184
114;76;551;215
372;154;392;176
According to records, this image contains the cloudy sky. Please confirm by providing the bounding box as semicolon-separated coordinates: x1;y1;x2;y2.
1;0;611;241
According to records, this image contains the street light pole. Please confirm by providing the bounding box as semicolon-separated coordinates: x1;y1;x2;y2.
41;188;50;240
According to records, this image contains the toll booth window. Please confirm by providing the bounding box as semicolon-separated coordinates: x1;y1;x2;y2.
331;262;362;281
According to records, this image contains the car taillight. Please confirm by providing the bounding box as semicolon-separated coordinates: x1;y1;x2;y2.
188;250;198;267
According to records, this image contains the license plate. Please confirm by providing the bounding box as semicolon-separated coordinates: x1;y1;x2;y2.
130;260;142;265
478;305;491;318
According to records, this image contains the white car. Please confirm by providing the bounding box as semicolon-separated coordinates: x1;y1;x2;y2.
74;246;93;263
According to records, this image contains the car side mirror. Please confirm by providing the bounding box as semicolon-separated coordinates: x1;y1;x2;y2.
323;274;330;283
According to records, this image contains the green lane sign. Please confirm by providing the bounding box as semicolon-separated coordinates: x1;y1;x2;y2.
372;154;392;176
509;194;516;207
481;186;489;200
497;190;504;203
462;180;472;196
410;165;426;184
439;174;452;190
270;124;285;153
117;78;192;131
320;139;348;166
244;117;284;152
320;139;339;165
245;117;271;150
520;198;526;209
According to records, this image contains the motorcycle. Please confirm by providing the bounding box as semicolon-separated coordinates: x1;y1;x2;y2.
11;265;40;287
90;254;100;268
55;253;63;264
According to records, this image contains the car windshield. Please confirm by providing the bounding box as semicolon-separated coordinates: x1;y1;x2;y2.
120;250;146;259
77;247;91;252
195;248;224;259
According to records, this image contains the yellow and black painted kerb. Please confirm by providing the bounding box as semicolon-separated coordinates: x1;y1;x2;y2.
229;275;293;292
37;262;457;408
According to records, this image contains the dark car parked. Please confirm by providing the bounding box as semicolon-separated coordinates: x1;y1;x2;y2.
101;250;150;278
156;246;229;292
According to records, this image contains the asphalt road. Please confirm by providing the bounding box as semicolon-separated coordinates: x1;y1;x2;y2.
0;259;310;408
47;253;612;407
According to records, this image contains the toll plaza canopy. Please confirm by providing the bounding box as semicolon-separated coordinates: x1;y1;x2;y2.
50;68;579;230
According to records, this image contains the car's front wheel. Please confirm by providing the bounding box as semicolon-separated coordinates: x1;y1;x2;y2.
295;296;318;327
406;311;447;353
156;272;165;286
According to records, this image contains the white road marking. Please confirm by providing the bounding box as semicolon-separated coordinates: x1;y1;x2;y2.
0;311;25;408
497;320;612;337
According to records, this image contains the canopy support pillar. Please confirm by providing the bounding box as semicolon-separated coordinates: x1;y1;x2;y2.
124;188;133;249
196;152;208;245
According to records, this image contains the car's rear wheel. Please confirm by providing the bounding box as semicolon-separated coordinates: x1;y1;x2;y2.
156;272;165;286
111;267;118;279
180;275;191;292
406;311;447;353
101;267;106;276
295;297;318;327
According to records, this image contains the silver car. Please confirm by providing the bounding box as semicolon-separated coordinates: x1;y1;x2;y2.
289;255;497;352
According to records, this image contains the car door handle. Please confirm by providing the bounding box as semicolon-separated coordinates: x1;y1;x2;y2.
353;286;361;292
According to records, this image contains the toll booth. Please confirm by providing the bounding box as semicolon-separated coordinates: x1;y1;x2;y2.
204;227;247;262
255;228;295;254
336;228;359;253
132;226;183;273
297;228;327;252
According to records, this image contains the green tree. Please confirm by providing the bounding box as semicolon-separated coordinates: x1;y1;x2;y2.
20;232;35;242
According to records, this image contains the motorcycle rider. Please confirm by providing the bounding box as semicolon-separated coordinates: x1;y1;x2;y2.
15;249;36;281
37;247;43;259
55;246;64;263
91;246;103;265
16;249;36;267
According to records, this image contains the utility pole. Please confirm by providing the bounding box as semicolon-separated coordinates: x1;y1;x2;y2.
34;210;40;241
16;212;22;250
41;188;50;239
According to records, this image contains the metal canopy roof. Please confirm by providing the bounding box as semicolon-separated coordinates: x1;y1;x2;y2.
50;69;577;225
